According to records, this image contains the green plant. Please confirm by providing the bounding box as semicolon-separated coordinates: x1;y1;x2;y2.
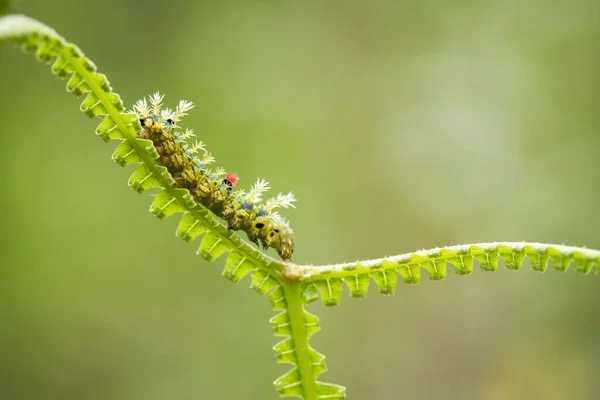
1;13;598;400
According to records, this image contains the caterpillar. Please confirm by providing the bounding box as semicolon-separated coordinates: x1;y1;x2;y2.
132;93;296;260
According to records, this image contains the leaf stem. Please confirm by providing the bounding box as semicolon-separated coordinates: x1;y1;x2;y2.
301;241;600;282
283;282;318;400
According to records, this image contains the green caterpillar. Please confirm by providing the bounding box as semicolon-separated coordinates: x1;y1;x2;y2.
133;93;296;260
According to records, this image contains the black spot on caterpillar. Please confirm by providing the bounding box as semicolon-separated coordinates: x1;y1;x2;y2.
132;93;296;260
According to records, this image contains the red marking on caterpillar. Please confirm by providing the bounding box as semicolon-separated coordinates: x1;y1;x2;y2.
225;173;239;186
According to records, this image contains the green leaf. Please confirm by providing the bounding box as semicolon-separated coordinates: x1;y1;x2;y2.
128;164;162;193
273;368;302;398
314;278;343;306
301;283;319;303
309;348;327;377
149;189;187;220
51;50;75;77
112;140;141;167
344;272;370;299
303;309;320;337
95;116;125;142
371;268;397;294
198;232;229;262
418;256;447;281
111;137;157;166
80;91;122;119
397;262;421;284
250;270;279;296
470;246;499;272
67;71;93;97
572;251;594;274
442;249;473;275
524;245;549;272
268;286;287;310
497;244;525;270
547;247;568;271
273;338;296;364
222;252;257;283
270;311;291;336
316;382;346;399
176;213;209;242
34;37;61;62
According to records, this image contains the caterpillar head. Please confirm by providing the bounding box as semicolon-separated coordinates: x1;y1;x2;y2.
271;222;295;261
252;215;295;260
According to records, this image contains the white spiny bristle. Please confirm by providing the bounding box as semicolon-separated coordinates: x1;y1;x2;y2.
202;153;215;165
177;100;194;114
214;167;226;178
172;100;194;122
189;140;205;154
149;92;164;114
248;178;270;204
269;212;288;226
183;128;195;139
265;192;296;211
133;98;149;117
160;109;173;121
278;192;296;208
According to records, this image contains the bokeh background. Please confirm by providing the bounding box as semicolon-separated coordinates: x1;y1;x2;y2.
1;1;599;399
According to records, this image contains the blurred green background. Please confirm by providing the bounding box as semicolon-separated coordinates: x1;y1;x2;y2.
1;1;599;399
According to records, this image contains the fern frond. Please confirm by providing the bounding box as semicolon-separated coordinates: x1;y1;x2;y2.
302;242;600;306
